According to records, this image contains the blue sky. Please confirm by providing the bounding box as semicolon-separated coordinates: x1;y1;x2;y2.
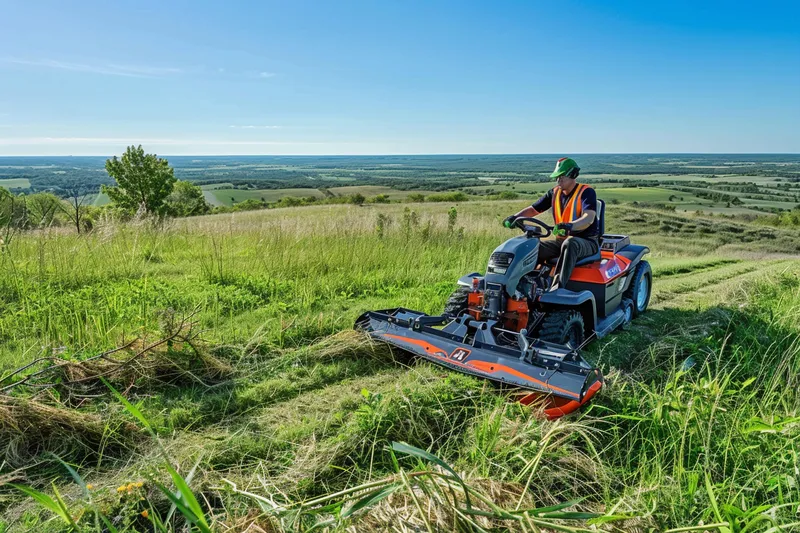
0;0;798;155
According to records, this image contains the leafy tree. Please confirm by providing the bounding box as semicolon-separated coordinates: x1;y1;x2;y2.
0;187;17;250
350;193;366;206
276;196;304;208
489;191;519;200
426;192;469;203
0;187;11;226
166;180;211;217
102;145;176;216
58;185;91;234
25;192;63;227
234;198;265;211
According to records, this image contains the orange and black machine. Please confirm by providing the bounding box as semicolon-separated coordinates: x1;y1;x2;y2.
357;200;651;418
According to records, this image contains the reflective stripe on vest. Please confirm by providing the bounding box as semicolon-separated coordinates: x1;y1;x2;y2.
553;184;590;224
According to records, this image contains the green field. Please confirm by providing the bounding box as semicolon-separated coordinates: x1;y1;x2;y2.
205;185;439;207
206;187;326;206
2;201;800;531
590;186;698;203
325;184;437;199
463;181;632;196
0;177;31;189
466;183;768;214
199;182;235;190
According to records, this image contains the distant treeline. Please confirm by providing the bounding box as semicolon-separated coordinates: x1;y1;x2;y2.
4;154;800;200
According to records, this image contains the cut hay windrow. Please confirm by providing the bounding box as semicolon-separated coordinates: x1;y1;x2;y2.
1;337;234;399
0;396;139;466
293;329;400;363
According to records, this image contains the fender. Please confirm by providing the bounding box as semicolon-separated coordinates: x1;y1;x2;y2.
538;288;598;337
616;245;649;292
457;272;483;288
617;244;649;266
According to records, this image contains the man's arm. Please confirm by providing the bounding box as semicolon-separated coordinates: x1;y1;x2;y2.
513;205;540;218
569;210;596;231
566;187;597;231
514;190;551;218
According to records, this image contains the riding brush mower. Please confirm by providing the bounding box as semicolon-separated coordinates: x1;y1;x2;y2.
356;200;651;419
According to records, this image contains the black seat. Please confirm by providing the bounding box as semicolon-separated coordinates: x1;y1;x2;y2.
575;250;601;266
574;198;604;266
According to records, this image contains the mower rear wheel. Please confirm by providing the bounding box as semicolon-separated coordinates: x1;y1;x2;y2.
538;310;585;348
624;260;652;317
444;286;471;317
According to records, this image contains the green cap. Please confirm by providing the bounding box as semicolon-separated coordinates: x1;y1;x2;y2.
550;157;580;179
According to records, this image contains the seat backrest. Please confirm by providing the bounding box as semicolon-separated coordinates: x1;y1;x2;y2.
596;198;605;236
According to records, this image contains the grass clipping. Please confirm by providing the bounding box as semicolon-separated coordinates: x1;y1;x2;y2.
54;339;234;394
0;330;232;465
0;395;139;467
2;336;234;401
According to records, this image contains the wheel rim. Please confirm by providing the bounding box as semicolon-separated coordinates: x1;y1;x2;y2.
565;324;581;349
637;274;649;310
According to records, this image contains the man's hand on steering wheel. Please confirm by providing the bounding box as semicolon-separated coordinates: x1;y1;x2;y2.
502;215;518;228
554;222;574;236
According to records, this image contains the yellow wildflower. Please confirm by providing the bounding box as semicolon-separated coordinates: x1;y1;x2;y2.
86;484;94;490
141;509;149;518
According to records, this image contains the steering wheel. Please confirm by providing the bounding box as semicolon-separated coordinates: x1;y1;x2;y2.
512;217;552;238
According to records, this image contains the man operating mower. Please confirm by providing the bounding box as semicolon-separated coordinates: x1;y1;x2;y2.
503;157;599;291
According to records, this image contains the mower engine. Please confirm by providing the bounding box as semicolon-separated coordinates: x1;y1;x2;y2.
467;262;531;333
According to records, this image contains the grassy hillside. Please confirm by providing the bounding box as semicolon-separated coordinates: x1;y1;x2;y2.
1;202;799;531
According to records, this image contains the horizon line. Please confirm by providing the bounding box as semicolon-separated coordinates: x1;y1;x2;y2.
1;152;800;158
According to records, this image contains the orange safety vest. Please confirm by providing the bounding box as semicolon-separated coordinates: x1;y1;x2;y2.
553;183;591;225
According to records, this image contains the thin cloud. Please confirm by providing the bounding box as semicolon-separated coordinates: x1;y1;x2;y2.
259;71;275;78
228;125;281;129
106;63;182;76
1;58;183;78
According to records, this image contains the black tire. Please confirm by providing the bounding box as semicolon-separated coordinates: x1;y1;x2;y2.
444;285;471;317
538;310;585;348
624;260;652;317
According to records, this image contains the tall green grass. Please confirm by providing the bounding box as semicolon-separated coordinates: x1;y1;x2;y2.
2;201;800;531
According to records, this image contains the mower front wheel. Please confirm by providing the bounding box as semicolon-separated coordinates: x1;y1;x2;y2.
538;310;585;349
444;286;470;317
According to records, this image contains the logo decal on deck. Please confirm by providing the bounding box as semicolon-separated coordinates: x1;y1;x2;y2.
450;348;471;362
